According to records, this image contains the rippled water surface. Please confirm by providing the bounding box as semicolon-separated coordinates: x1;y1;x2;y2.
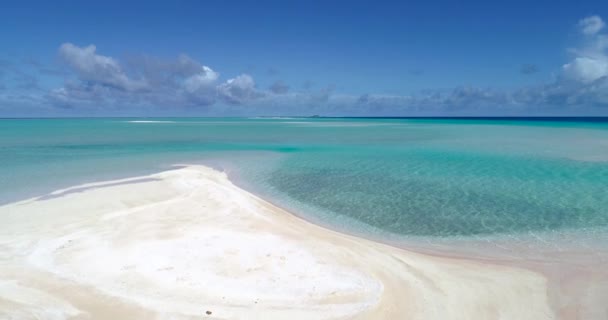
2;117;608;244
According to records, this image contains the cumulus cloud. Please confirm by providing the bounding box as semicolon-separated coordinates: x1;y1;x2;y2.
579;15;605;35
6;13;608;117
53;43;268;109
563;57;608;83
53;43;233;108
131;54;218;89
184;66;219;91
59;43;146;91
562;15;608;84
217;74;263;104
293;16;608;114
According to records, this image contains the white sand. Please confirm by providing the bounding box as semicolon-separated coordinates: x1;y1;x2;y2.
0;166;555;319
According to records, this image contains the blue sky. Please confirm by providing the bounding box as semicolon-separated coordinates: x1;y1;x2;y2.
1;0;608;116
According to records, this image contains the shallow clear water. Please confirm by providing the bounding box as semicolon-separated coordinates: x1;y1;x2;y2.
2;117;608;246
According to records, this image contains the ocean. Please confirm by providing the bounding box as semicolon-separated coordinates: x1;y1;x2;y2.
2;117;608;252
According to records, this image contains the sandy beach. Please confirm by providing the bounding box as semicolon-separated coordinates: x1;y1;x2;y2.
0;165;555;319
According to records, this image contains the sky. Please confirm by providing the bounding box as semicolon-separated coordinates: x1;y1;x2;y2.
1;0;608;117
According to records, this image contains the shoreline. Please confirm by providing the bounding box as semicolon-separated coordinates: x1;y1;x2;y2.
0;165;573;319
223;163;608;319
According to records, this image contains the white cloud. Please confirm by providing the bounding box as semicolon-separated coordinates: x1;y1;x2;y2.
59;43;146;91
11;18;608;117
579;15;605;35
184;66;219;92
562;16;608;83
217;74;263;104
46;28;608;115
562;57;608;83
55;44;226;108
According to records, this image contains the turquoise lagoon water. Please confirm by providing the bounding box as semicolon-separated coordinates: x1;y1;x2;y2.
1;118;608;249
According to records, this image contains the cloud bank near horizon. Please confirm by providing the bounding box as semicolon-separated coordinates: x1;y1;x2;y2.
1;15;608;116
